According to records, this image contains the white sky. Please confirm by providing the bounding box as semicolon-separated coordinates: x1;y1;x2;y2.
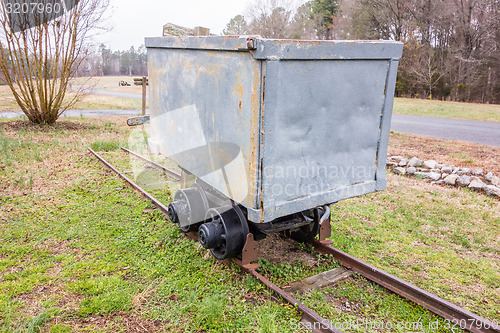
95;0;254;51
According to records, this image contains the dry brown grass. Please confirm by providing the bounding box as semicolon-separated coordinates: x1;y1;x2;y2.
70;75;138;89
389;131;500;175
72;94;144;110
0;117;130;197
1;76;145;112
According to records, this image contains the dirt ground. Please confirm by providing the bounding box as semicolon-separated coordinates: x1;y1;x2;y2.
388;132;500;175
257;233;318;266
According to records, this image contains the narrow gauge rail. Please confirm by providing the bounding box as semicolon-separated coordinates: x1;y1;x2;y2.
88;147;499;333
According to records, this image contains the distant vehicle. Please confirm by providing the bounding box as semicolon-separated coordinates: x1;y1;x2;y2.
118;80;130;86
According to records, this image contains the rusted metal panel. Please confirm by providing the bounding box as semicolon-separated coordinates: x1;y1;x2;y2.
145;36;402;223
375;60;399;190
147;46;261;209
251;39;403;60
145;36;254;52
258;58;390;222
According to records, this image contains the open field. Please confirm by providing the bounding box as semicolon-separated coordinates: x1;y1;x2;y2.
0;116;498;332
0;76;145;112
71;75;139;89
393;98;500;122
72;95;145;110
2;77;499;122
71;75;144;94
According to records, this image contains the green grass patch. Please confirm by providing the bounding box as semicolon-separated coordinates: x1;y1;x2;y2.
328;177;500;320
0;117;498;332
89;140;121;151
449;153;475;164
393;97;500;122
257;253;339;286
0;118;306;332
1;164;304;332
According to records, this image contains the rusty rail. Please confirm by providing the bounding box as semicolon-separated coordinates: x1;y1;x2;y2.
311;240;499;333
88;147;170;217
89;147;499;333
120;147;181;180
88;147;342;333
234;258;342;333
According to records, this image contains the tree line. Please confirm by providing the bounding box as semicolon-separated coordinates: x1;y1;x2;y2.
224;0;499;104
74;44;148;77
1;0;497;126
0;43;147;82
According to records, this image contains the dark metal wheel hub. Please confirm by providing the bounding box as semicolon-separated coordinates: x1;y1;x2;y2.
199;205;249;259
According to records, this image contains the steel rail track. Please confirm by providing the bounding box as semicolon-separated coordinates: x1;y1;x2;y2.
120;147;182;180
88;148;171;217
89;147;339;333
233;258;341;333
89;147;499;333
310;240;499;333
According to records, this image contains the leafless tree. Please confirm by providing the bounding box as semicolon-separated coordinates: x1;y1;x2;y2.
245;0;296;38
0;0;109;124
346;0;499;103
405;41;443;98
224;0;499;102
350;0;414;40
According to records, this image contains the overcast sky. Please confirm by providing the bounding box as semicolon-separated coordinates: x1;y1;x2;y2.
95;0;254;51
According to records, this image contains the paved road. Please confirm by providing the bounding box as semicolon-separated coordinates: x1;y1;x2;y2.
391;114;500;147
0;109;143;119
0;90;146;119
2;96;498;147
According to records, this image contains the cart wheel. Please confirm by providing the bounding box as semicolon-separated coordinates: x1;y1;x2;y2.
168;183;209;233
198;205;249;259
289;209;321;243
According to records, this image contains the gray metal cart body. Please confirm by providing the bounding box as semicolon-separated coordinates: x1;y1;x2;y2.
145;36;403;223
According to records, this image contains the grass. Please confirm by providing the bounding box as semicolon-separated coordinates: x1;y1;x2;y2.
0;116;498;332
0;118;306;332
393;97;500;122
328;174;499;320
70;75;139;89
448;153;476;164
257;255;339;285
89;140;121;152
300;276;449;332
72;94;146;110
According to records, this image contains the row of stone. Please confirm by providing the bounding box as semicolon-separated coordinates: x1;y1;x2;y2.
386;156;500;198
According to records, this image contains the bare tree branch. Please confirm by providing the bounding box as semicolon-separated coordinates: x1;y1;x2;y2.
0;0;109;124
